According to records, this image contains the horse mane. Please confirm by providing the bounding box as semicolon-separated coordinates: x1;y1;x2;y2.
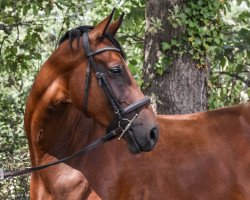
58;25;126;59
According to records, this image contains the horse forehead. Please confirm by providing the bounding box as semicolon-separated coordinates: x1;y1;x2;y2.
95;47;124;66
93;38;120;54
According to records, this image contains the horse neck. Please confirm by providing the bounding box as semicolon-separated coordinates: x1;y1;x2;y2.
79;133;131;196
24;44;85;164
80;104;250;198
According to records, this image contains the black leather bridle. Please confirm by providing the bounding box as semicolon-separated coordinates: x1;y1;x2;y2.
0;29;151;180
82;31;150;138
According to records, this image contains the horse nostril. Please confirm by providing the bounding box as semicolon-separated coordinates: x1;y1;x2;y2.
150;127;158;145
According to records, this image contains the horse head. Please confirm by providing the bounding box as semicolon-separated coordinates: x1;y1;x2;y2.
56;9;159;154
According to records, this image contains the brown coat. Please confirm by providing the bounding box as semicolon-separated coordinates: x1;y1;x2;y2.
27;103;250;199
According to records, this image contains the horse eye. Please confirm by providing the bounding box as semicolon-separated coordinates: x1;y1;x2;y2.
109;67;122;76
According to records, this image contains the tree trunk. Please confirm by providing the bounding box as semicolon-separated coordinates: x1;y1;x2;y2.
143;0;209;114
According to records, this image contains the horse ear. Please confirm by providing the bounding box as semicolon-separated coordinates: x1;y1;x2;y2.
90;8;116;40
108;12;124;36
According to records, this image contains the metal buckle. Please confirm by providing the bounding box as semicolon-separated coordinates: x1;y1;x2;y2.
95;72;101;78
95;72;104;79
114;109;120;114
118;114;138;140
95;72;104;86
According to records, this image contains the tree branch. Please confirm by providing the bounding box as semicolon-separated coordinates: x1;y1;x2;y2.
213;71;250;86
119;34;144;43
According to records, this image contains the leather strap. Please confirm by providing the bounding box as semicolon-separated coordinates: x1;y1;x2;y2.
83;60;91;116
0;131;117;180
82;32;122;117
82;32;120;58
122;97;150;115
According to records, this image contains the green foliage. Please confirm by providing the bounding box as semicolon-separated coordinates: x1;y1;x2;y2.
158;0;249;108
155;55;172;75
209;0;250;108
166;1;226;67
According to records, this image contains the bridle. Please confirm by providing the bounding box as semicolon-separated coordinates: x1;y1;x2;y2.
82;31;150;137
0;29;151;180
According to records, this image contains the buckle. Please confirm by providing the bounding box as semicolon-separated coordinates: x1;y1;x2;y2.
118;114;138;140
95;72;102;79
95;72;103;86
114;109;120;114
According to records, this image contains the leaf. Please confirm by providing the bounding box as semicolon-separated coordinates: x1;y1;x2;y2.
220;57;227;67
32;4;38;15
22;4;30;16
162;42;171;51
170;39;178;46
214;38;220;44
55;2;63;10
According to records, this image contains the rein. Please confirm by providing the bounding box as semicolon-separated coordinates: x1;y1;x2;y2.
0;30;150;181
0;130;117;180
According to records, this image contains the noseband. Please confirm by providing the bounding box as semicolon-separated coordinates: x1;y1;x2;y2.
82;31;150;137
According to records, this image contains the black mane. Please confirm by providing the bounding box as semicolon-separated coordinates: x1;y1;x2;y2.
58;26;93;47
58;26;126;59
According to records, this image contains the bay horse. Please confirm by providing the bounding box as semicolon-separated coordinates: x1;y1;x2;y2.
62;103;250;200
24;9;159;199
23;8;250;200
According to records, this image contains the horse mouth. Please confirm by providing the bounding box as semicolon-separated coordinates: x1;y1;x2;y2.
123;129;142;154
